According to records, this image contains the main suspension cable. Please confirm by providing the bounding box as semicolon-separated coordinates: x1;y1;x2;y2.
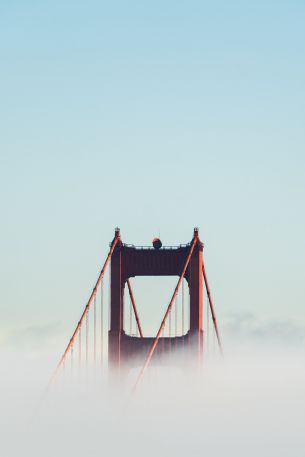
70;345;73;373
127;279;143;337
202;261;223;356
133;236;198;392
129;293;132;335
50;235;119;384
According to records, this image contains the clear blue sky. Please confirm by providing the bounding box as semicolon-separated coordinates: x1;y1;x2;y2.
1;1;304;349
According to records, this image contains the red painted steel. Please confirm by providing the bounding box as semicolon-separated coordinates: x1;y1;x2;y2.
127;279;143;337
108;228;205;370
51;232;120;382
202;261;223;355
133;236;198;391
49;227;222;389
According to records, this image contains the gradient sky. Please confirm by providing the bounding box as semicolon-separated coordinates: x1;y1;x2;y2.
1;1;305;350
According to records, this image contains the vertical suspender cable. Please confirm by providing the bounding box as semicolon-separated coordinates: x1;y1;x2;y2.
182;279;185;335
188;260;191;335
187;273;191;350
108;267;111;331
79;328;81;370
169;308;172;352
188;285;190;334
71;346;73;373
207;291;210;355
100;278;103;364
175;295;177;337
86;312;89;369
93;297;96;363
50;236;119;384
174;295;177;348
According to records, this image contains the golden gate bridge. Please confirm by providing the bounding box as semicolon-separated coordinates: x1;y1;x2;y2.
50;228;222;391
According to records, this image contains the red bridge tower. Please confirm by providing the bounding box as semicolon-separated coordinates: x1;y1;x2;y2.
109;228;204;370
52;228;222;390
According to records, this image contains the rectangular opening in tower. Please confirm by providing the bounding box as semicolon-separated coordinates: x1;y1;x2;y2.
124;277;189;338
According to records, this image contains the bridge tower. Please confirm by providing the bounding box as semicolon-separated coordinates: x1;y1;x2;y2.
51;227;222;390
108;228;204;371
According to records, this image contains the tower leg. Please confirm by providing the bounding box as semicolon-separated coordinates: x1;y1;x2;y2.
108;245;123;372
188;235;204;363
